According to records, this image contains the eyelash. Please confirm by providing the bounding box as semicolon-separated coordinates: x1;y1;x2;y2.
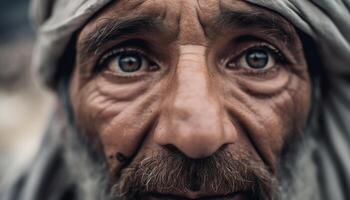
244;43;286;62
96;47;148;71
95;42;287;79
227;43;287;77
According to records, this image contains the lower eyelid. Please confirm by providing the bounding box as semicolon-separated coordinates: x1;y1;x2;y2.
101;70;149;83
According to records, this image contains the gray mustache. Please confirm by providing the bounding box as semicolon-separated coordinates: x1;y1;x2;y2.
112;147;276;200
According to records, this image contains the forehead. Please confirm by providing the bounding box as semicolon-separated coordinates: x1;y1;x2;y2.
94;0;254;18
79;0;295;44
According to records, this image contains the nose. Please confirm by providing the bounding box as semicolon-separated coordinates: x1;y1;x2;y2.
154;45;236;159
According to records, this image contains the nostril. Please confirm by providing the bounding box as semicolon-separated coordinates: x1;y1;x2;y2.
162;141;229;160
163;143;230;161
163;144;187;157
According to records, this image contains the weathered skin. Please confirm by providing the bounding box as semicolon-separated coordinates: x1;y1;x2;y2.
69;0;311;199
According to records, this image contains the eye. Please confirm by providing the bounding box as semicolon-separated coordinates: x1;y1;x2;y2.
226;44;284;73
98;49;160;76
236;48;276;71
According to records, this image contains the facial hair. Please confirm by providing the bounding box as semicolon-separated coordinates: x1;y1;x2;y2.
58;82;301;200
111;147;277;200
63;118;278;200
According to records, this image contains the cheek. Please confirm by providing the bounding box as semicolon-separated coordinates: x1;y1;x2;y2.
266;74;311;139
71;75;166;172
222;72;311;170
261;76;310;157
253;80;309;152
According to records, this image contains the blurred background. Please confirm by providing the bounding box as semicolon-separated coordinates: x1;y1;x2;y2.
0;0;54;183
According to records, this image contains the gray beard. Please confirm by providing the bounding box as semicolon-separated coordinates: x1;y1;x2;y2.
277;133;321;200
61;120;321;200
62;122;116;200
58;79;321;200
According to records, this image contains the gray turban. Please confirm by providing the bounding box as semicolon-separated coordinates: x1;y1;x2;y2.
28;0;350;199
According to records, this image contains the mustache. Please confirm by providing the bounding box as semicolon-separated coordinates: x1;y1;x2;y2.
111;147;277;200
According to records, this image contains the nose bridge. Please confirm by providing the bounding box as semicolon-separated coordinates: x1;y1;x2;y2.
175;45;212;117
154;45;234;159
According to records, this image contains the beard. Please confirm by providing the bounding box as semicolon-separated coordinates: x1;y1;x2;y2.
61;112;322;200
63;121;278;200
112;147;276;200
60;103;318;200
58;87;315;200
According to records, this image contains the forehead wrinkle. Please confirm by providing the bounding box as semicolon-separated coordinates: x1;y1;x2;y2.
212;1;296;45
79;0;178;39
78;16;164;59
113;0;154;11
177;1;207;46
77;1;179;62
196;0;222;41
83;0;171;33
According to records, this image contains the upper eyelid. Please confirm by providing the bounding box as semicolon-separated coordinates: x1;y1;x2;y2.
90;47;150;75
231;43;286;63
97;41;286;70
95;39;153;63
98;47;148;66
220;43;288;71
241;43;282;56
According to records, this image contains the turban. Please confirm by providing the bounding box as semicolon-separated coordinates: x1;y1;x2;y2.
29;0;350;199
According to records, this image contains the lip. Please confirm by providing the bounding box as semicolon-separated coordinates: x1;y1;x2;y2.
144;192;248;200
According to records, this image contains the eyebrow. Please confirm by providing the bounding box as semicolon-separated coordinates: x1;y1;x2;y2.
79;8;295;62
78;16;165;61
214;9;295;45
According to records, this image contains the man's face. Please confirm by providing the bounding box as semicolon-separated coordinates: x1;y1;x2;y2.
69;0;311;199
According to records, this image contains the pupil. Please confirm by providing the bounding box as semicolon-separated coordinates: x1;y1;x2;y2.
119;54;141;72
246;50;268;69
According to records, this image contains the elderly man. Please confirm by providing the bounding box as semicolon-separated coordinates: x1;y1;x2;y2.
1;0;350;200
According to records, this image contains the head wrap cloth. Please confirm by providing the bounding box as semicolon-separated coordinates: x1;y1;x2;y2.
31;0;350;199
